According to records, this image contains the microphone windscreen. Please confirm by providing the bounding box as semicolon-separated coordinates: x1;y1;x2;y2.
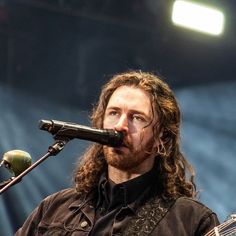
2;150;32;176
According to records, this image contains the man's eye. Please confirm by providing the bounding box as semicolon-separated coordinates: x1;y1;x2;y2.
109;111;118;116
133;115;146;122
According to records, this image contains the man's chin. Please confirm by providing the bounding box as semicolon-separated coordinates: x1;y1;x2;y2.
105;151;143;171
106;158;133;171
104;149;128;167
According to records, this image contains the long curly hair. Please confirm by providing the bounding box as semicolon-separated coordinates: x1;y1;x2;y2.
74;70;196;199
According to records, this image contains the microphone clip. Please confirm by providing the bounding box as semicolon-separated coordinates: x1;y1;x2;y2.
48;137;71;156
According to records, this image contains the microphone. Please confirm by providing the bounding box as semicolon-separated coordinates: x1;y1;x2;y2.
0;150;32;176
39;119;124;147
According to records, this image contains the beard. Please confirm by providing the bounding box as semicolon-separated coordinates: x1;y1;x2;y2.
103;138;155;171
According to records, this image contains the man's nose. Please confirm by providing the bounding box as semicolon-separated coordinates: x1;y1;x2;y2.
114;114;129;133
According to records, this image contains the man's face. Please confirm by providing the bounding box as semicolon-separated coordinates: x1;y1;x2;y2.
103;85;158;171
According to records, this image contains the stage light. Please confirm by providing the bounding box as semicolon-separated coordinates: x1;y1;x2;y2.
172;0;224;36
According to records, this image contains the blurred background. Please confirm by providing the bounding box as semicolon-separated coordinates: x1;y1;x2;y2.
0;0;235;235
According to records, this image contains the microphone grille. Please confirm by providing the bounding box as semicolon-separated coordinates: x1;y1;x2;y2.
3;150;32;176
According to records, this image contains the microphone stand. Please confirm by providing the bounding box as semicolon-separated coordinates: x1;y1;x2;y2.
0;137;70;195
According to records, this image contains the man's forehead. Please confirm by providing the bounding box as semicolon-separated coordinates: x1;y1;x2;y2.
106;86;155;116
108;86;149;102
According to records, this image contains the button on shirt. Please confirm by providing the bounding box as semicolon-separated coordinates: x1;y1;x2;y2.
90;170;155;236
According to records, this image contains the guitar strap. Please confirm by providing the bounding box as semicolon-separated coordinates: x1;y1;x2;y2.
122;195;176;236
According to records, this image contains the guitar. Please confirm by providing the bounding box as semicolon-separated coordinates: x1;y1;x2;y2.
204;214;236;236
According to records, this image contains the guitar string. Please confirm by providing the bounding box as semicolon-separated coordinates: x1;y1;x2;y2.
204;219;235;236
221;226;236;236
206;220;232;236
207;225;236;236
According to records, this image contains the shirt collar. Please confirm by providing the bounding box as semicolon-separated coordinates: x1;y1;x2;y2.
97;168;156;210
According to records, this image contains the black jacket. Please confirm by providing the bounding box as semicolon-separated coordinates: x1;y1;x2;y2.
15;188;219;236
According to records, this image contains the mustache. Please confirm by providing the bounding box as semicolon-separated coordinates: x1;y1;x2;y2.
121;138;132;149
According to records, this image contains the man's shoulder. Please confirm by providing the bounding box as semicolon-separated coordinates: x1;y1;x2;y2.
173;196;216;216
176;197;211;208
41;188;81;207
44;188;77;199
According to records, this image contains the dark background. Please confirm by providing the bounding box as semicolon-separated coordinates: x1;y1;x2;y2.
0;0;235;235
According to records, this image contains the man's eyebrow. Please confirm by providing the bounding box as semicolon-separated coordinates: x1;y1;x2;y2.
129;109;149;116
105;106;121;111
106;106;151;118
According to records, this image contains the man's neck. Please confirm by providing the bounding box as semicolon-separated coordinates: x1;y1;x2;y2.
108;160;155;184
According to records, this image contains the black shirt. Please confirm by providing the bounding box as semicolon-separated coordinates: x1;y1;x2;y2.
91;170;155;235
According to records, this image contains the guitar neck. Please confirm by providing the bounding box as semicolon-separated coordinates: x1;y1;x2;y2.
204;215;236;236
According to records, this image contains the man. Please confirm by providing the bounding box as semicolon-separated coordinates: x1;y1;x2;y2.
15;71;219;235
